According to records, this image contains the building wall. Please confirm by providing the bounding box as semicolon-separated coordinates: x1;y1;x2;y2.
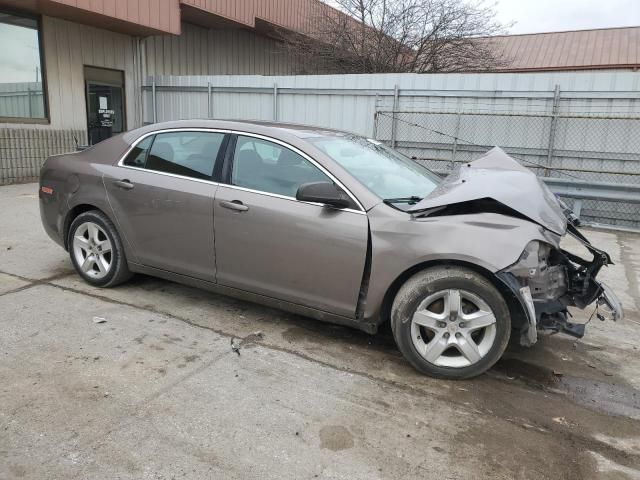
43;15;141;130
2;15;141;132
3;18;299;133
1;15;142;183
143;22;298;76
2;17;300;184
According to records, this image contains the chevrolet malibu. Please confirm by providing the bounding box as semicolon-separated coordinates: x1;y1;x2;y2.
39;120;622;379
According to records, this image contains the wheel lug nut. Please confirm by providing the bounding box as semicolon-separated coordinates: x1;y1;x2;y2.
455;332;462;338
438;322;446;328
459;323;465;328
443;332;450;338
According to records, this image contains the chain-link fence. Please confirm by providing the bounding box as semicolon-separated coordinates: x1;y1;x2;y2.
374;110;640;230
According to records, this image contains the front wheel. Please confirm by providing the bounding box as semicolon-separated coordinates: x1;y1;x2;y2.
391;266;511;379
68;210;132;287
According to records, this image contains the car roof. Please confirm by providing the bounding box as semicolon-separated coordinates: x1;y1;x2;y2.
122;119;355;144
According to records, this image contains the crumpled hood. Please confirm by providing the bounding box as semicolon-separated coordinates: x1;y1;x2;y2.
408;147;568;235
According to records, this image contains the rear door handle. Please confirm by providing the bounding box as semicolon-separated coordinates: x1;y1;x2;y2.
113;179;134;190
219;200;249;212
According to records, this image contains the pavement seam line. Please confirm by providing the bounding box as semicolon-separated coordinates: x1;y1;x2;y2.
0;270;75;298
0;283;39;298
0;269;75;285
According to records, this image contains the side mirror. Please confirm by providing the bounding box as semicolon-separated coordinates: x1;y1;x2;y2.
296;182;352;209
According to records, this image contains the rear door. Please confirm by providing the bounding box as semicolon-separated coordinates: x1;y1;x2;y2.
213;134;369;317
104;130;227;281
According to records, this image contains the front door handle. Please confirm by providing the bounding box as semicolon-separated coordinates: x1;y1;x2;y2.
220;200;249;212
113;179;134;190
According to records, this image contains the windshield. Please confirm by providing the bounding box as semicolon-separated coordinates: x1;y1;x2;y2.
310;135;440;207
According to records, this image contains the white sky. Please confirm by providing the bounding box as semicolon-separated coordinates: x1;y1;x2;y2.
494;0;639;34
324;0;640;34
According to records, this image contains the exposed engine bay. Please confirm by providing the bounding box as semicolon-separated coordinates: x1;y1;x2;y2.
500;223;623;346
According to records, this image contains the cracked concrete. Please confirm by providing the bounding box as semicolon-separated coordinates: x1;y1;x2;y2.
1;182;640;479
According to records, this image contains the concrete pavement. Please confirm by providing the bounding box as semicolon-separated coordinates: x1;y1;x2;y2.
1;182;640;479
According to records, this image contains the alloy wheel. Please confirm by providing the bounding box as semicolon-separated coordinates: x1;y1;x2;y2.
411;289;497;368
72;221;113;280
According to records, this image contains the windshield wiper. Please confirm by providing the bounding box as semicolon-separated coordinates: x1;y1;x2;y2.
383;196;423;205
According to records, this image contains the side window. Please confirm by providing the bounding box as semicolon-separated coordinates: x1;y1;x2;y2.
123;135;153;167
231;136;331;197
145;131;225;180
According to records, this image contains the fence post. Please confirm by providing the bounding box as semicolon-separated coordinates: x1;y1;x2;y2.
572;199;583;220
372;92;379;138
27;87;33;118
451;111;462;170
273;83;278;121
151;78;157;124
545;84;561;176
207;81;212;119
391;84;399;148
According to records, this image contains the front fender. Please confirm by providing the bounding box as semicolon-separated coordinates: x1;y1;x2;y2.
364;205;553;322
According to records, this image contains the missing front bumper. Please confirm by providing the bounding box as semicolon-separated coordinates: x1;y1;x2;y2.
498;225;623;346
537;282;622;339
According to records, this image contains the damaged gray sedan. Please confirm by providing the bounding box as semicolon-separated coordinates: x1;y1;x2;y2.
39;120;623;379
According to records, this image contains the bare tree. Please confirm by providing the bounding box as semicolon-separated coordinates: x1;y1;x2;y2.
280;0;508;73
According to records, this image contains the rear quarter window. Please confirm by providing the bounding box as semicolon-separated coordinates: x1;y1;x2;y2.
123;135;153;168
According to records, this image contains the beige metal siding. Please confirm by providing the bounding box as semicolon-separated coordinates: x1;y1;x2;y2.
0;15;143;183
2;15;141;131
144;22;297;76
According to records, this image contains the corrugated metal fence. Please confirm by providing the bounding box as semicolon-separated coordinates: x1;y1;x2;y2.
143;71;640;229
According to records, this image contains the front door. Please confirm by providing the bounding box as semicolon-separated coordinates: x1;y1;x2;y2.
84;66;125;145
104;130;227;281
213;134;368;317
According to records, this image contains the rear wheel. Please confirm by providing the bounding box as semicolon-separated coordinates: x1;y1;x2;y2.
391;266;510;379
68;210;132;287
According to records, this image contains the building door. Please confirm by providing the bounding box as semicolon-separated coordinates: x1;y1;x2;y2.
84;66;125;145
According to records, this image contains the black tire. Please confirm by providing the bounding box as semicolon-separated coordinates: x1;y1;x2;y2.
68;210;132;287
391;266;511;379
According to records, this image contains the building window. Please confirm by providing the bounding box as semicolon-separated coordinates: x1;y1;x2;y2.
0;12;47;121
